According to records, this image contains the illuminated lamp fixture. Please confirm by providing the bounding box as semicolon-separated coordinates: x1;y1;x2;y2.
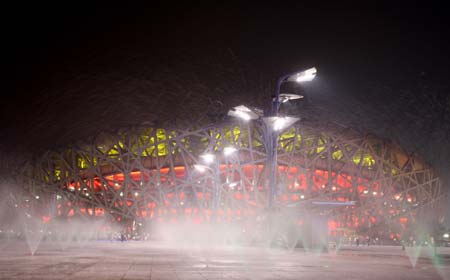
200;153;215;164
194;164;210;173
223;146;237;156
278;93;304;103
227;105;261;121
285;67;317;83
262;116;300;132
228;182;238;190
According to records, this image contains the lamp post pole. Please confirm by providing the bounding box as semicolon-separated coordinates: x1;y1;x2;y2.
266;68;317;210
267;74;291;210
226;67;317;240
271;74;290;116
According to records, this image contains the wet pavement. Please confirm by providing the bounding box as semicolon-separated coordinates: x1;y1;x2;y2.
0;241;449;279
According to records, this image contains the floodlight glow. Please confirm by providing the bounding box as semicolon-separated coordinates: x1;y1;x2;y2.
294;67;317;83
200;153;215;164
263;116;300;131
444;233;449;239
227;105;260;121
223;146;237;156
236;111;252;120
194;164;208;172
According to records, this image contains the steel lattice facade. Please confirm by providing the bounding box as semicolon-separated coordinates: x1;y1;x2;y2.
24;120;443;240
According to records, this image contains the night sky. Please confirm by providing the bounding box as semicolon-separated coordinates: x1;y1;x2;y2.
2;2;450;169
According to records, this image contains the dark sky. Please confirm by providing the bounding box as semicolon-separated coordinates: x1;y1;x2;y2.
2;2;450;151
6;3;450;87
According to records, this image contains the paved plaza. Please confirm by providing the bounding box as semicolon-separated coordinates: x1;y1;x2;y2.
0;240;449;279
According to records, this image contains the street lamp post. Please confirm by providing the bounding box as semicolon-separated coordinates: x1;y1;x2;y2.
271;67;317;116
195;147;237;222
227;66;317;213
267;67;317;210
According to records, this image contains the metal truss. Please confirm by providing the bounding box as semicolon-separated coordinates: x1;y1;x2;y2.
23;120;443;237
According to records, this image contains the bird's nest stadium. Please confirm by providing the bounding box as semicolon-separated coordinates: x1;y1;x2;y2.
15;117;445;245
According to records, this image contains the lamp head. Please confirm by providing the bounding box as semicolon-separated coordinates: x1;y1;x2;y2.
194;164;209;172
227;105;261;121
199;153;215;164
286;67;317;83
278;93;304;103
223;146;237;156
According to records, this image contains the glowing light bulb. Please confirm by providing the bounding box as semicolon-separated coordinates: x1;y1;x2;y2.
200;153;215;164
294;67;317;83
224;146;237;156
194;164;208;172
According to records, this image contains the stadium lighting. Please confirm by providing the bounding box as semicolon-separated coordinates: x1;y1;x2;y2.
223;146;237;156
228;182;238;190
200;153;215;164
194;164;210;173
443;233;449;239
